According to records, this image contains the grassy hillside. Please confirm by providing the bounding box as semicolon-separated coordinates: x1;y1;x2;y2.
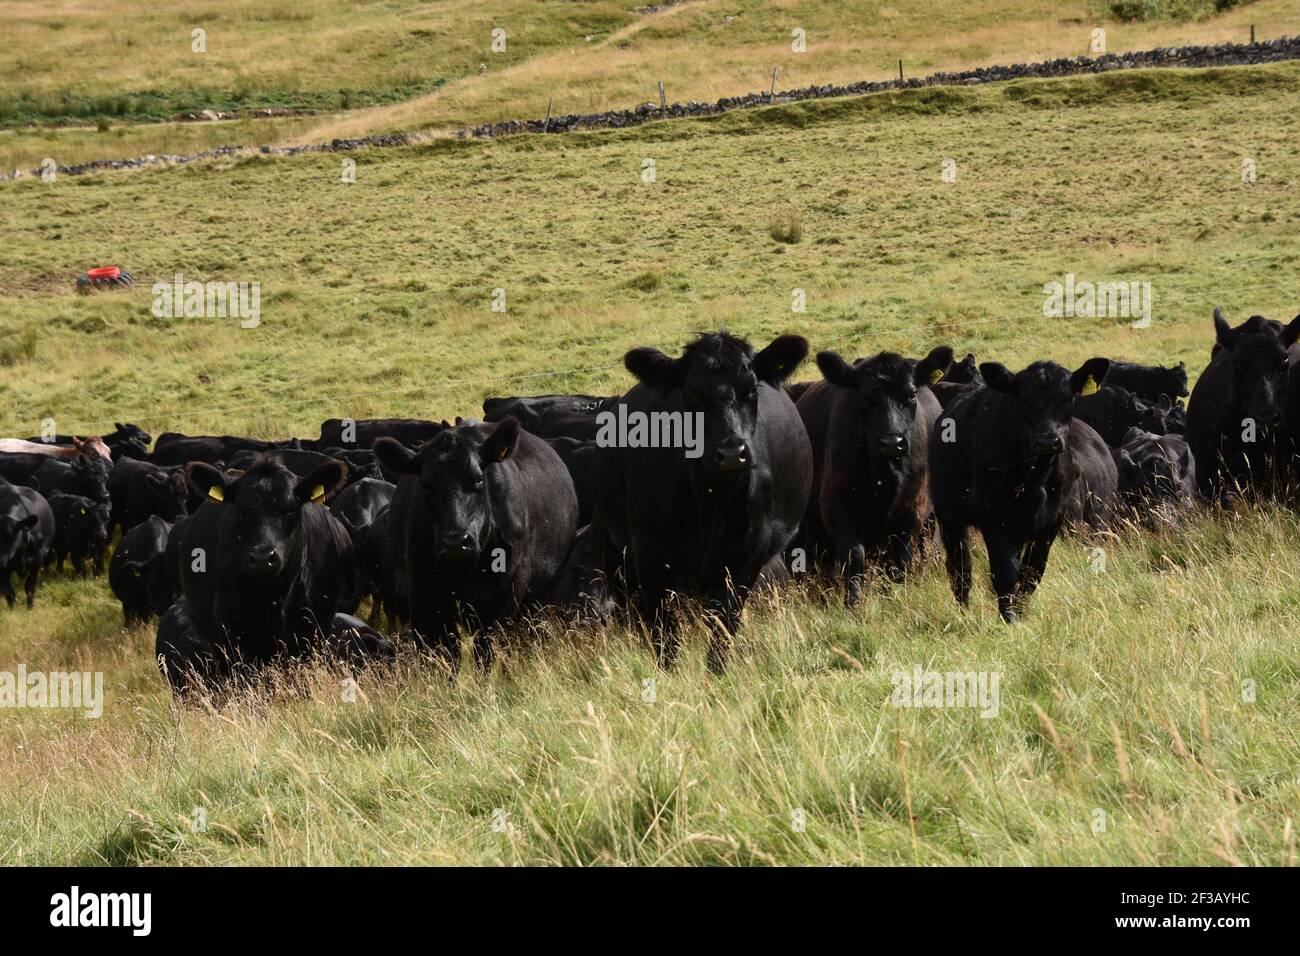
0;62;1297;865
3;0;1296;170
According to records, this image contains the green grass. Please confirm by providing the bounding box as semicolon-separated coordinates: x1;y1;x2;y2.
4;0;1297;170
0;61;1298;865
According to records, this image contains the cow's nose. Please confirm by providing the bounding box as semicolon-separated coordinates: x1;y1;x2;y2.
439;531;475;554
1034;433;1063;454
714;442;750;472
876;434;909;458
246;545;281;573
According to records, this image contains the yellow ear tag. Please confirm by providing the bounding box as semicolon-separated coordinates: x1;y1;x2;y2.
310;484;326;504
208;485;224;502
929;368;944;385
496;446;509;462
1081;375;1099;397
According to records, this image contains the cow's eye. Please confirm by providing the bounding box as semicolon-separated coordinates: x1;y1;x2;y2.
474;477;485;491
906;392;917;406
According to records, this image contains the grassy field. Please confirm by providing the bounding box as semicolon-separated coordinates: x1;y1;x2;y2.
0;58;1298;864
4;0;1297;170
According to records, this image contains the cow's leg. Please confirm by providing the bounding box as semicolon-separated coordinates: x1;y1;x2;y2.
631;542;677;667
0;570;14;608
1014;531;1057;613
704;583;747;674
826;497;866;606
884;519;920;584
74;548;87;577
24;561;39;608
937;519;971;606
982;528;1021;622
92;544;105;577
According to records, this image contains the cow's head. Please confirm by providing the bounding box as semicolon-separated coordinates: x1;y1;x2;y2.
374;419;513;563
944;352;982;385
1161;363;1190;399
980;358;1111;458
114;423;152;447
624;331;808;477
1116;429;1194;504
71;455;111;502
145;467;190;521
0;510;39;568
124;549;174;614
77;499;112;548
186;455;346;578
1213;308;1300;428
816;347;952;460
1127;389;1169;436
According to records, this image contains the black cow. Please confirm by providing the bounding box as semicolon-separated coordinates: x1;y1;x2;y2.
483;394;618;441
374;418;578;664
1103;361;1189;403
27;424;152;461
109;515;174;625
108;457;188;534
1113;428;1196;525
796;346;952;604
47;492;111;576
329;477;395;615
1165;398;1187;435
1073;384;1169;447
545;437;594;525
590;332;812;671
1186;309;1300;500
155;455;386;693
317;418;446;450
1063;420;1118;528
150;434;301;467
0;452;111;504
358;506;403;629
931;352;983;409
0;480;55;608
929;357;1110;621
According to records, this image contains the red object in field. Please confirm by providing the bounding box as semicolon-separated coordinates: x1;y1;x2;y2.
86;266;121;279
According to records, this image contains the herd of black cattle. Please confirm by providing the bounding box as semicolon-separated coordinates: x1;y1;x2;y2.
0;307;1296;693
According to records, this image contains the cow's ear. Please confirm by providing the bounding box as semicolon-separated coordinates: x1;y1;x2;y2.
1070;358;1110;396
1213;307;1237;352
1120;426;1144;445
914;345;954;387
187;462;229;503
815;350;857;389
144;472;168;490
753;334;809;385
1281;314;1300;348
979;362;1018;394
481;417;521;465
1178;443;1194;476
373;438;419;476
1157;393;1172;413
625;347;684;392
295;459;347;505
